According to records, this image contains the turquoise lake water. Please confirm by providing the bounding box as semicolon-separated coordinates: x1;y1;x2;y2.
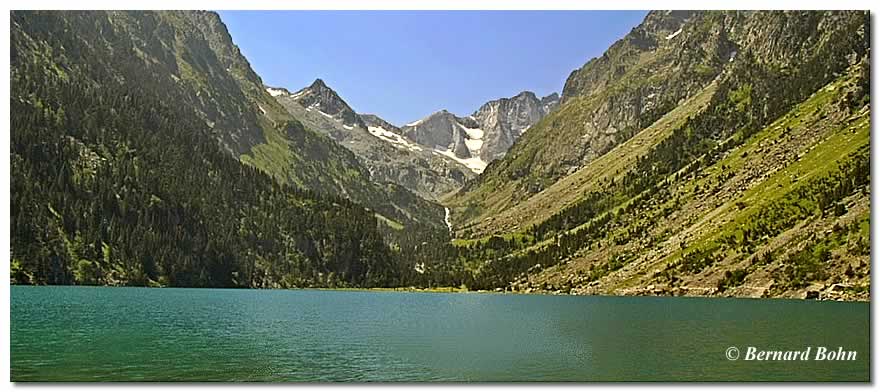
10;286;869;381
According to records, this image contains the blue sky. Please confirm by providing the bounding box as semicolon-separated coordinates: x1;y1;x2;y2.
218;11;648;126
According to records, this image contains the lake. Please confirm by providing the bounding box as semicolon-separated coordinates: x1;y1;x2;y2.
10;286;869;382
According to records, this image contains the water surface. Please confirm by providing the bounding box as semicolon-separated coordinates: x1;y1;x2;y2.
10;286;869;381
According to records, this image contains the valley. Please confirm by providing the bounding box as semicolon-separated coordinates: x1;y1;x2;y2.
9;10;871;301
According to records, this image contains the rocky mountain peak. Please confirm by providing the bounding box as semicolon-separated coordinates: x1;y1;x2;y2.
561;10;699;101
310;78;328;89
471;90;558;162
402;110;474;159
641;10;695;36
288;78;365;129
540;93;561;114
541;92;560;106
431;109;453;118
394;90;558;174
513;91;538;100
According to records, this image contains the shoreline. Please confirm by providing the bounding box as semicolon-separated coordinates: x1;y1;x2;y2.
10;284;869;302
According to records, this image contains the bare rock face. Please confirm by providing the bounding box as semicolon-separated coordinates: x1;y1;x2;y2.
472;91;559;162
541;93;561;113
562;10;697;101
401;110;474;159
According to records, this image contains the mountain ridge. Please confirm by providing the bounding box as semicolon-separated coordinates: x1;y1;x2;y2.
440;10;869;300
267;78;558;198
10;10;439;288
448;10;867;235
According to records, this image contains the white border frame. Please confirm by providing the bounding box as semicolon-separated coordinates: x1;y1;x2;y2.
2;2;877;391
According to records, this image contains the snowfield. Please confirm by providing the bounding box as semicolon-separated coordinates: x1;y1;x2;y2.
665;27;682;40
266;87;287;97
458;122;484;158
464;138;483;152
405;118;424;127
433;148;487;174
367;126;424;152
460;123;484;140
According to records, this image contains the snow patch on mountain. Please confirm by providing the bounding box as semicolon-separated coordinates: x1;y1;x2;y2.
368;126;424;152
464;138;483;152
317;109;334;119
433;148;487;174
458;122;485;156
460;123;484;140
266;87;287;97
665;27;682;40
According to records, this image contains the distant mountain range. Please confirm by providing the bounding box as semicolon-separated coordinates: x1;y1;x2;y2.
266;79;557;199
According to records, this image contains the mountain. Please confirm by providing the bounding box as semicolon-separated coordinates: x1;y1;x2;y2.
449;10;720;227
91;11;445;231
268;79;557;199
471;91;560;162
359;113;400;132
10;10;431;288
268;81;475;200
400;91;559;174
401;110;485;170
12;10;445;232
449;10;867;234
280;78;367;129
443;10;870;300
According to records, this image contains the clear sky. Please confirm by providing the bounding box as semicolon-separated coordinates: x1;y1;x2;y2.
218;11;648;126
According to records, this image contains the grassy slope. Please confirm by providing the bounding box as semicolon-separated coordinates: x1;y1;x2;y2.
445;50;666;229
447;80;719;238
523;71;870;300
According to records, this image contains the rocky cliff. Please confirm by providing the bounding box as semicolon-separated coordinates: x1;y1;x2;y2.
472;91;559;162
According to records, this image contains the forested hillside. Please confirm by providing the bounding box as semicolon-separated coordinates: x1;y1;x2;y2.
10;11;443;287
16;11;443;232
